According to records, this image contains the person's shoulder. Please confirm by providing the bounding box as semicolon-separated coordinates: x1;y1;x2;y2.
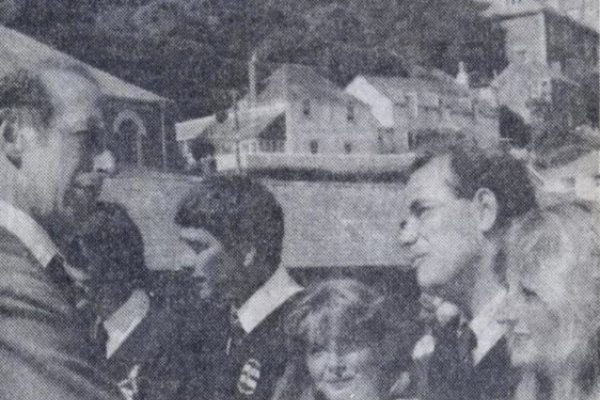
0;225;32;259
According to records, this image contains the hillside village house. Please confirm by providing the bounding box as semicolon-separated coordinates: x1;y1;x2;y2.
345;66;501;152
0;25;177;170
177;63;501;172
178;62;381;156
479;0;599;80
491;58;583;126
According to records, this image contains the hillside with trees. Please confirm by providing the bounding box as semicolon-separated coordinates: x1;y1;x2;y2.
2;0;507;120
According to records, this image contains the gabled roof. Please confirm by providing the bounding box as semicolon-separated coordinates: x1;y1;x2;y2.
254;63;358;104
492;60;579;87
0;25;166;103
176;115;216;141
189;102;287;142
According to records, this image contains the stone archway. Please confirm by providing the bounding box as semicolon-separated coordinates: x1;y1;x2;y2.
112;110;147;165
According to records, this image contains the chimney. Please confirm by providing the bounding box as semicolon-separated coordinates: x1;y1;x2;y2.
456;61;470;87
249;51;257;109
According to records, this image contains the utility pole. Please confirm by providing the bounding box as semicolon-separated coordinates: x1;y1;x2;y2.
230;89;241;171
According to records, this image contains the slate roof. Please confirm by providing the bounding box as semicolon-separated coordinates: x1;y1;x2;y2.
0;25;166;103
492;60;579;88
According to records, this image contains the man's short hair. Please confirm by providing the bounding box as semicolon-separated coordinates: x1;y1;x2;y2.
175;175;285;272
0;61;100;130
409;143;538;231
0;69;54;128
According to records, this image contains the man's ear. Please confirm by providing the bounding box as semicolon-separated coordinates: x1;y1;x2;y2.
473;187;498;233
242;246;257;268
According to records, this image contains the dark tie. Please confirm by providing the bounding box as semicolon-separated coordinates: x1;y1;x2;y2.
427;316;478;400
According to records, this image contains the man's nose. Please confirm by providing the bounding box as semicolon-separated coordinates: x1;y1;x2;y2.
93;149;117;176
75;150;117;188
399;217;418;247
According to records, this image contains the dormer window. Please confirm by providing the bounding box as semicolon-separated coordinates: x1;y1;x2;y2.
346;102;355;122
303;99;311;116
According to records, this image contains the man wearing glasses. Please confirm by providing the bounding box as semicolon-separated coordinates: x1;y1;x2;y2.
0;63;120;400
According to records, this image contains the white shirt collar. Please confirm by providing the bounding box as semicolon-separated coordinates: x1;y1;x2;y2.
412;290;507;365
237;267;303;334
470;289;507;365
0;199;59;267
104;290;150;359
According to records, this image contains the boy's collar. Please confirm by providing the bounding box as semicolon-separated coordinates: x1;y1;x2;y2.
104;289;150;358
236;267;303;334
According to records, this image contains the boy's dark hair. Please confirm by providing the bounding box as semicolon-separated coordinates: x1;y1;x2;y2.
175;175;284;272
409;143;538;231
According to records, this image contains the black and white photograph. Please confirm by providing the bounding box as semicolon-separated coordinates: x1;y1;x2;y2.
0;0;598;399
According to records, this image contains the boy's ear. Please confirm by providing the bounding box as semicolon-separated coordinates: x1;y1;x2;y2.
473;187;498;233
243;246;257;268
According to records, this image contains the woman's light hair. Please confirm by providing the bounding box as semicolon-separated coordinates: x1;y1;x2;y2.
505;202;600;382
272;278;389;400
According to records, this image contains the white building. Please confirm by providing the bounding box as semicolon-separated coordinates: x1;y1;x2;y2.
345;69;500;152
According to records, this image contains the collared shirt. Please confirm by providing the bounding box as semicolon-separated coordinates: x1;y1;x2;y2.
413;289;507;366
236;266;303;334
470;290;507;365
104;289;150;359
0;199;59;268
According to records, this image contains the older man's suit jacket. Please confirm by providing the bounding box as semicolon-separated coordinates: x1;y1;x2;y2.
0;226;120;400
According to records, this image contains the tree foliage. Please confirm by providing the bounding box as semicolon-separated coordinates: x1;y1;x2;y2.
5;0;506;120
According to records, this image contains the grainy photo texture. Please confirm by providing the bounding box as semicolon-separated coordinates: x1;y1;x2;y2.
0;1;598;400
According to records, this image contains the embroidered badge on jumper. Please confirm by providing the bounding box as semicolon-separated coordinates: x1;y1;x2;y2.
118;364;140;400
237;358;261;396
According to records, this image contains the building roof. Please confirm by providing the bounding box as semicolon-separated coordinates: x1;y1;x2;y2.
259;63;357;104
0;25;166;103
361;72;472;104
479;0;599;33
492;59;579;87
176;115;216;141
178;64;368;142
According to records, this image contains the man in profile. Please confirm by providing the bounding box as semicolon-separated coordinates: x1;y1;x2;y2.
399;144;537;400
174;175;303;400
0;64;120;400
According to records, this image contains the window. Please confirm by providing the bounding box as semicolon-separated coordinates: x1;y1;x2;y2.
344;142;352;154
346;102;355;122
540;80;551;101
303;99;311;116
309;140;319;154
407;131;416;150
